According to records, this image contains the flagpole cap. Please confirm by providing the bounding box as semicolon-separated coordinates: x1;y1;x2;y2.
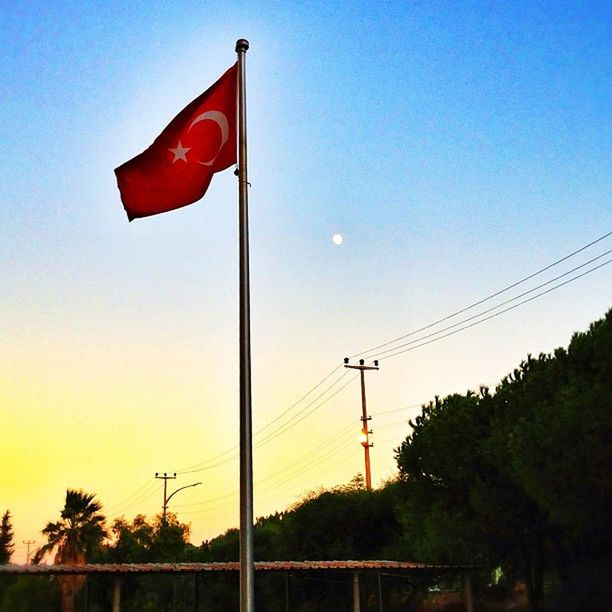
236;39;250;53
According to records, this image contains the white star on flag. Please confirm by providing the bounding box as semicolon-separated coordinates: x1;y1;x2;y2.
168;140;190;163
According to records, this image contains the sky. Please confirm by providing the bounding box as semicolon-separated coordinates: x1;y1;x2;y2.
1;1;610;563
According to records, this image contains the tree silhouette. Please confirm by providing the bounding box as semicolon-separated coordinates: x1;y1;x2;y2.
0;511;14;564
34;489;107;612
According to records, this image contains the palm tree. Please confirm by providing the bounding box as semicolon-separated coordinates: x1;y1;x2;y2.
34;489;107;612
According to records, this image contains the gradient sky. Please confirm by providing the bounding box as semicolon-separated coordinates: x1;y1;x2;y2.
2;1;611;563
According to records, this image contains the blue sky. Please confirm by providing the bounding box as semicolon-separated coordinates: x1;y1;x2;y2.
1;1;610;560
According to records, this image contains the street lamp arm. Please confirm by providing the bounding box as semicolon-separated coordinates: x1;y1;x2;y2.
165;482;202;506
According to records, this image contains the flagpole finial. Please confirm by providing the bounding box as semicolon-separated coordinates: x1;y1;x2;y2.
236;39;249;52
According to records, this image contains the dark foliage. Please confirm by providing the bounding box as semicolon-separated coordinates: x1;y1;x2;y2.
0;512;14;564
395;309;612;610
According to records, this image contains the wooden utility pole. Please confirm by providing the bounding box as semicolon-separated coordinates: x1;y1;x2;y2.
22;540;35;564
155;473;201;521
344;358;379;491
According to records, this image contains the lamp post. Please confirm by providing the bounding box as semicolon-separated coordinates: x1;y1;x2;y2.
155;473;202;520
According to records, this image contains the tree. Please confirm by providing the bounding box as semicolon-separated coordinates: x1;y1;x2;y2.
105;512;190;563
34;489;107;612
395;389;551;610
494;311;612;589
99;513;191;612
282;475;403;561
395;309;612;610
0;511;14;564
0;576;59;612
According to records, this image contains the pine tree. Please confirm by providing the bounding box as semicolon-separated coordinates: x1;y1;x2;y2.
0;510;15;563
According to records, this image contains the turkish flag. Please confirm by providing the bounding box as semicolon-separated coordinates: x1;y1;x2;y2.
115;64;237;220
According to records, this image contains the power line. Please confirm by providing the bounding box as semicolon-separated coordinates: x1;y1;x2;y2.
110;484;161;518
254;442;357;502
379;258;611;361
371;404;422;417
254;364;343;436
118;235;611;519
176;365;346;474
107;480;159;515
254;370;352;445
371;250;611;359
178;438;360;518
375;419;415;430
353;230;611;359
177;372;356;475
256;428;358;489
177;368;351;474
172;491;237;510
252;374;358;449
173;422;361;514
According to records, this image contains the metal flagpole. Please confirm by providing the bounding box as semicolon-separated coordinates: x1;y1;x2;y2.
235;38;255;612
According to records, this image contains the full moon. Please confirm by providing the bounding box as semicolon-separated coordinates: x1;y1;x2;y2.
332;233;343;245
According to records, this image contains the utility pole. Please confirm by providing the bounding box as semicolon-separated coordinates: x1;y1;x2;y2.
155;472;176;520
155;472;202;521
344;358;379;491
23;540;35;564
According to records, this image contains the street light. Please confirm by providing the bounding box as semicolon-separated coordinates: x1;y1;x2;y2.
162;481;202;520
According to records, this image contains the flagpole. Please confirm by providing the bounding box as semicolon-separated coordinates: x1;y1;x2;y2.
236;38;255;612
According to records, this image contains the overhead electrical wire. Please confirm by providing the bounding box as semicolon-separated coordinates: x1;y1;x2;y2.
172;490;237;510
176;365;347;474
173;422;359;514
371;250;611;359
379;258;611;361
252;373;357;449
375;418;416;431
176;243;609;507
181;372;357;476
352;230;611;359
179;233;612;482
177;371;357;474
371;403;423;417
256;429;358;489
195;409;407;516
179;437;359;518
118;232;611;520
254;364;344;435
109;483;162;518
174;423;357;509
254;445;357;504
107;479;157;514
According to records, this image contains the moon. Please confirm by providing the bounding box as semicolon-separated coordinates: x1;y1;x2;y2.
188;111;229;166
332;233;343;245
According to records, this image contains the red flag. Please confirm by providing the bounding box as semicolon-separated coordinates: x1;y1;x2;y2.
115;64;237;220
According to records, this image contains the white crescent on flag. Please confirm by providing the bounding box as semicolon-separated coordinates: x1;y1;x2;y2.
188;111;230;166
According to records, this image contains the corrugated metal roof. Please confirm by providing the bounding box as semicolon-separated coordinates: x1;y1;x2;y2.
0;560;474;575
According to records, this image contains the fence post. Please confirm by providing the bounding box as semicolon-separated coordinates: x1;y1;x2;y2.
193;573;200;612
112;575;121;612
464;571;474;612
284;571;290;612
352;572;361;612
